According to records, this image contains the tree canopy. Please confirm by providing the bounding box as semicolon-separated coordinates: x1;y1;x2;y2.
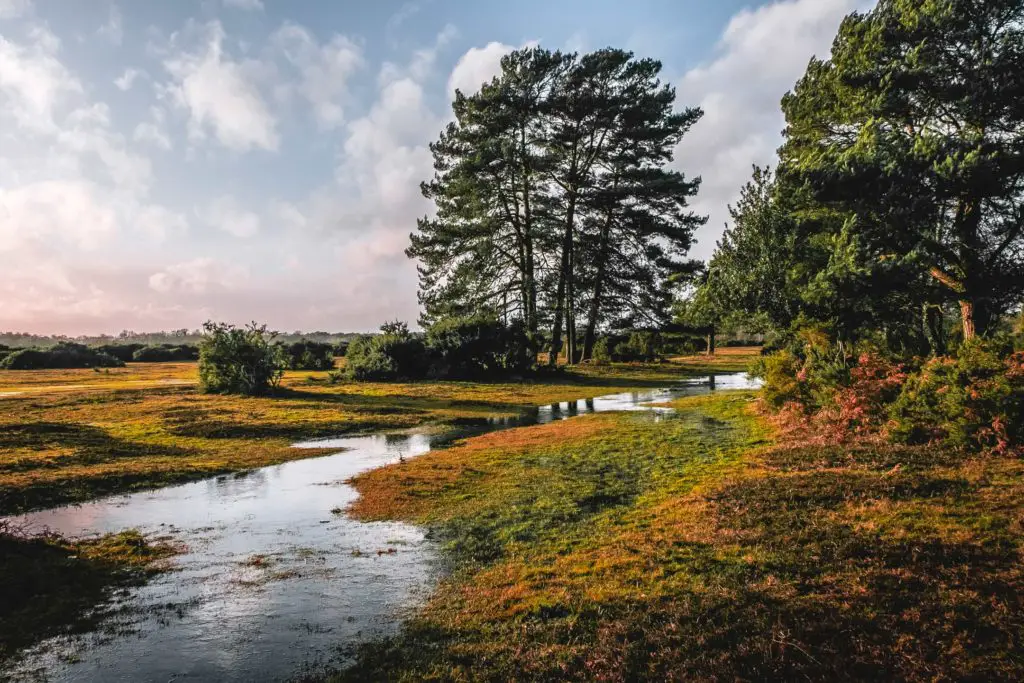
409;47;704;363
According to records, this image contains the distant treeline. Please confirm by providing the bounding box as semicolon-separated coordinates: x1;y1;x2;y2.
0;337;347;371
0;330;360;349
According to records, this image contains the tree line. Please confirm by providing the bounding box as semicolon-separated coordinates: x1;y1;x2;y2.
409;47;705;364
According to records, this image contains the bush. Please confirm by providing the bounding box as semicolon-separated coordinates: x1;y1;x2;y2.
197;322;286;395
591;338;612;365
345;322;428;381
757;331;1024;454
279;340;336;371
0;342;124;370
889;340;1024;454
425;314;535;378
93;343;145;363
131;345;199;362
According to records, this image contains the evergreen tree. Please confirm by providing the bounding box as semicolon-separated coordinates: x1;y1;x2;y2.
410;47;703;364
780;0;1024;340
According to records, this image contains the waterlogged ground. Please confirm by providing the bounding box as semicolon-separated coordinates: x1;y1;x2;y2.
2;373;759;682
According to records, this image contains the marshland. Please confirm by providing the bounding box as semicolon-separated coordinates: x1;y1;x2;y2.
3;0;1024;681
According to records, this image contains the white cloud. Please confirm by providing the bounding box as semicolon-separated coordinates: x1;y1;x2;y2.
163;21;278;151
133;121;171;150
447;41;514;96
271;23;363;129
0;180;118;252
0;27;82;132
199;195;261;238
149;257;248;293
0;0;31;20
134;204;187;240
674;0;869;259
114;67;144;91
97;5;123;46
223;0;263;10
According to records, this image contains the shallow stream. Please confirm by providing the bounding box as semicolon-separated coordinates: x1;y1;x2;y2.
4;373;759;682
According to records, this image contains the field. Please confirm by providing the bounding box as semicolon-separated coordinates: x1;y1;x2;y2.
3;347;1021;681
339;391;1024;681
0;353;748;515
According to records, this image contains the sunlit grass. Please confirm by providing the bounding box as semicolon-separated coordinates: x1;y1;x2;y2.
337;392;1024;681
0;354;748;515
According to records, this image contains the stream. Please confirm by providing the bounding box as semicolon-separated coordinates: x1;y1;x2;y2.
3;373;760;682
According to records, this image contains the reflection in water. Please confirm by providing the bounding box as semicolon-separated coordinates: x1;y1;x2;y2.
3;374;760;683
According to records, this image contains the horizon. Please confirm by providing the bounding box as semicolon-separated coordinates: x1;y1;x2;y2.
1;0;873;336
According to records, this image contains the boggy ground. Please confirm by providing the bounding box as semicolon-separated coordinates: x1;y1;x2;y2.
338;391;1024;681
0;526;178;665
0;354;748;516
0;353;748;671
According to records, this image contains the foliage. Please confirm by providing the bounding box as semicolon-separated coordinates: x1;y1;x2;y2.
779;0;1024;340
759;333;1024;454
131;345;199;362
0;342;124;370
425;314;536;379
93;343;145;363
410;47;704;364
344;324;429;381
197;322;286;396
279;340;336;371
890;341;1024;454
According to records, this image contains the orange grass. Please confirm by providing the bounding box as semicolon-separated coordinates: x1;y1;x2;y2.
336;392;1024;682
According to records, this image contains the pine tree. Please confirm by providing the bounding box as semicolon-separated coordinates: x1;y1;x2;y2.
780;0;1024;339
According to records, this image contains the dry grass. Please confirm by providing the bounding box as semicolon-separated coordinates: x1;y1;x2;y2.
336;392;1024;682
0;355;749;515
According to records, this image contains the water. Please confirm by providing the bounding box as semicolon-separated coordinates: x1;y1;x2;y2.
3;374;760;682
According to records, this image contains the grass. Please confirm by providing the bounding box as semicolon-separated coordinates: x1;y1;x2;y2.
0;355;743;515
334;391;1024;681
0;525;178;665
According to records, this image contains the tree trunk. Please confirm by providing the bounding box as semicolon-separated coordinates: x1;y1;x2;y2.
566;235;576;365
923;304;946;355
706;325;716;356
548;194;577;366
959;299;976;340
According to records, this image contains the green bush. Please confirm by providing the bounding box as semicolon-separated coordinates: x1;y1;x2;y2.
93;343;145;363
279;340;335;371
0;342;124;370
131;345;199;362
889;340;1024;453
591;338;612;365
425;314;535;378
345;322;428;381
197;322;286;395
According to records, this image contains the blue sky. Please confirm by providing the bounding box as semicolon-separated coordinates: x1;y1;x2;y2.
0;0;870;334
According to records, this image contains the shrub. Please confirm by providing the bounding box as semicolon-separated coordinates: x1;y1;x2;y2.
345;323;428;381
279;340;336;371
425;314;535;378
591;338;612;365
0;342;124;370
131;345;198;362
889;340;1024;454
93;343;145;363
197;322;286;395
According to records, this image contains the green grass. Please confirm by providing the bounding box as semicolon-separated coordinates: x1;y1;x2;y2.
0;355;744;515
337;392;1024;682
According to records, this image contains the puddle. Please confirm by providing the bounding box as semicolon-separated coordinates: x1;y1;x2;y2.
2;373;760;682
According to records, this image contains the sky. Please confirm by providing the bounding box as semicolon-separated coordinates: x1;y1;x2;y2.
0;0;873;335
